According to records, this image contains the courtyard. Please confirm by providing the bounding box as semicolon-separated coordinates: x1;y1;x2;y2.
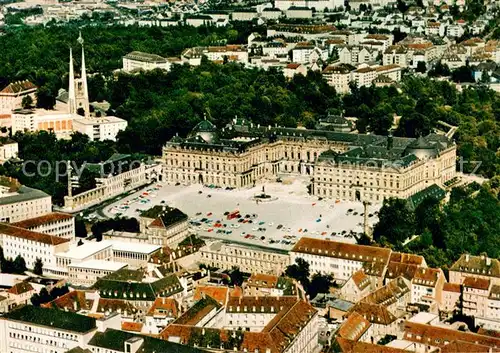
102;176;382;251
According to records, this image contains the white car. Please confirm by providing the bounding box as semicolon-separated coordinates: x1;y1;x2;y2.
268;222;274;226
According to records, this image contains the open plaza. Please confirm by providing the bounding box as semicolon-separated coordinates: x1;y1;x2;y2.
102;176;381;251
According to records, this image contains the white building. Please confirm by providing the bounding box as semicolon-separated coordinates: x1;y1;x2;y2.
0;80;37;114
274;0;343;11
68;260;128;287
12;212;75;242
0;180;52;223
322;65;352;93
0;306;99;353
72;116;128;142
11;108;77;139
123;51;171;72
0;223;71;271
0;139;18;163
290;237;392;283
199;241;290;275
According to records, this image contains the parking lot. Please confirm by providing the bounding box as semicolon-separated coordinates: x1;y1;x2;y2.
102;177;382;251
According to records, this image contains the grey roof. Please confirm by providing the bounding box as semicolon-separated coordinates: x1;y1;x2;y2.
124;51;167;64
0;186;50;206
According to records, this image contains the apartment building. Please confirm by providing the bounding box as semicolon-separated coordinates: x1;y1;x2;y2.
0;80;37;114
322;64;352;93
449;254;500;286
289;237;392;283
122;51;171;72
0;305;98;353
0;223;70;271
0;179;52;223
199;240;290;275
12;212;75;242
0;139;18;163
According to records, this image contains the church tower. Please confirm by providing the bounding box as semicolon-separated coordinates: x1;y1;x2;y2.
68;32;90;118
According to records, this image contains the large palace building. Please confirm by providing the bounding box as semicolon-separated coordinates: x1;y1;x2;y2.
162;118;456;202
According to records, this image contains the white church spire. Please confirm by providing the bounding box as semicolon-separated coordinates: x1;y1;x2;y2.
68;47;76;114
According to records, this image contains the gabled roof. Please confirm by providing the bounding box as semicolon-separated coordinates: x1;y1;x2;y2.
247;273;279;289
12;212;73;229
351;270;371;291
193;285;229;305
335;337;408;352
338;312;371;341
40;290;92;311
0;80;36;94
403;321;500;349
121;321;143;332
348;301;397;325
146;297;178;317
0;223;69;246
412;267;442;288
8;281;34;295
463;276;490;290
292;237;391;265
450;254;500;278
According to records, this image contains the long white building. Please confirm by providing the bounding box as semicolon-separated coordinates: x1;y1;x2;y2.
0;179;52;223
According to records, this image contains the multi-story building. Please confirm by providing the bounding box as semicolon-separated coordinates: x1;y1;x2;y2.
338;270;373;302
462;277;491;318
274;0;344;11
244;274;297;297
290;237;392;283
0;80;37;114
449;254;500;286
383;45;411;67
322;64;352;93
0;138;18;163
72;115;128;142
11;108;76;139
12;212;75;242
291;43;327;64
122;51;171;72
68;260;128;287
410;267;446;309
0;223;71;270
144;297;179;335
313;134;455;202
204;45;249;64
139;205;189;248
162;119;456;202
199;240;290;275
161;295;319;353
440;282;461;314
0;306;98;353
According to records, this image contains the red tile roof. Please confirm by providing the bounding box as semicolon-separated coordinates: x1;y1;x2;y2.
443;282;461;293
403;321;500;349
286;63;301;69
389;252;425;265
292;237;391;264
8;282;33;295
348;301;397;325
0;223;70;246
40;290;92;311
463;277;490;290
0;80;36;94
193;286;229;305
247;273;278;289
412;267;442;287
351;270;370;291
146;297;178;317
12;212;73;229
121;321;143;332
338;312;371;341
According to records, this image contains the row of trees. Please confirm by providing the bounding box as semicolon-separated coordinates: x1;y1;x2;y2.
373;181;500;268
0;246;42;275
31;285;69;307
285;258;334;299
90;217;140;241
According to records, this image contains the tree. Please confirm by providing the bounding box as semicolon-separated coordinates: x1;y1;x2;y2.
36;86;56;110
229;267;244;286
13;255;27;274
374;198;416;245
22;95;34;109
307;273;333;299
75;218;88;238
33;258;43;276
416;61;426;73
285;258;310;288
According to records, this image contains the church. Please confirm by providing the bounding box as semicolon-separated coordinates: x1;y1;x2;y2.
11;33;127;142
